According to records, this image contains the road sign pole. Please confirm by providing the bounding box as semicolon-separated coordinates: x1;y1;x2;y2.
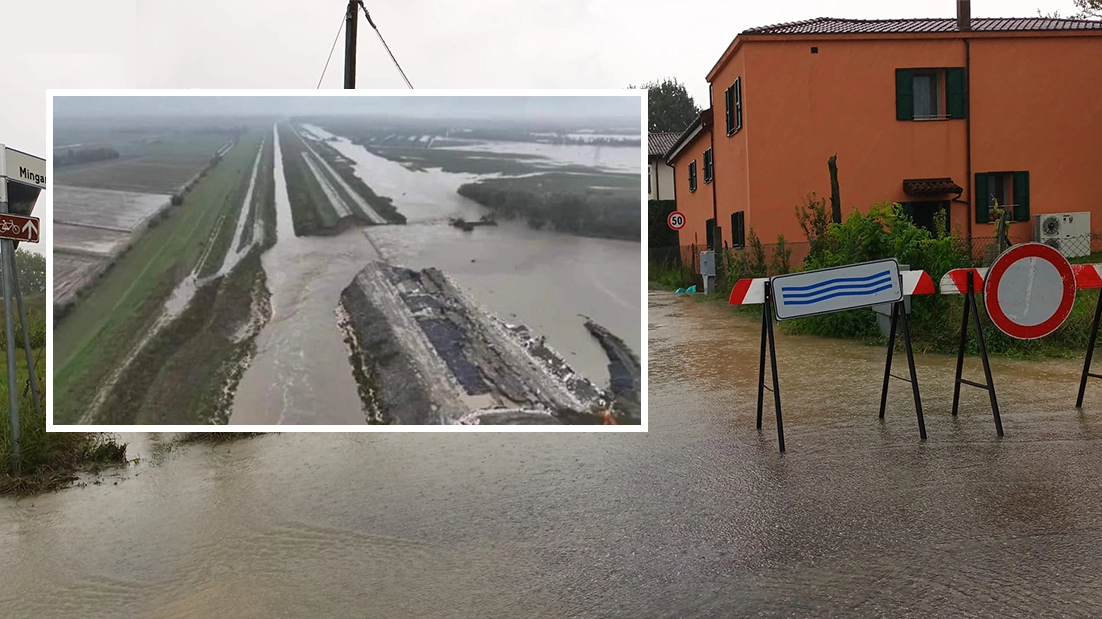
765;282;784;452
756;294;767;430
878;300;899;420
899;300;927;440
1077;292;1102;408
0;198;19;473
951;271;1003;436
9;252;39;412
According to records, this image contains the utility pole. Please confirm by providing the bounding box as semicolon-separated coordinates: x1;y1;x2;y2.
343;0;359;89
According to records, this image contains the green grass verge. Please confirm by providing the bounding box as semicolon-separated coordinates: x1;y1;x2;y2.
96;251;270;424
195;143;262;278
310;137;407;224
238;134;275;251
54;129;267;424
1;302;127;494
277;123;340;235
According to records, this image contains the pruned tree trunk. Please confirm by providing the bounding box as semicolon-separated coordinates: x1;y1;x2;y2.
828;155;842;224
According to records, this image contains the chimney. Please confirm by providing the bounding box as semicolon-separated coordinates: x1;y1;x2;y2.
957;0;971;32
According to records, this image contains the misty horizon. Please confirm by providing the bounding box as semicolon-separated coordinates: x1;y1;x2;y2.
53;95;642;127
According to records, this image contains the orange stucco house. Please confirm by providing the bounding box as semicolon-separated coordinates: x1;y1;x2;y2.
666;2;1102;271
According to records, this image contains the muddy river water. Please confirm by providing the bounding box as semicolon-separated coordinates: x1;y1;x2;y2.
7;293;1102;616
228;123;640;423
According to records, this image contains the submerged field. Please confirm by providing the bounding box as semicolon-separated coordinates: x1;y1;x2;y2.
55;133;236;194
53;127;272;424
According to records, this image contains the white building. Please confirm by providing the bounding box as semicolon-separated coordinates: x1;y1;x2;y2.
648;132;678;201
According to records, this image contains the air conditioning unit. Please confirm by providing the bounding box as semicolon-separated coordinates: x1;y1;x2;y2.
1034;211;1091;258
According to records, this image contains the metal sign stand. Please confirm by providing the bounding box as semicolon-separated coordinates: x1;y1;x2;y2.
878;298;927;440
756;281;784;452
0;199;38;473
1076;291;1102;407
951;271;1003;436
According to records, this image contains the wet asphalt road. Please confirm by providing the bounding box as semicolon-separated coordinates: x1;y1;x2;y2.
5;290;1102;617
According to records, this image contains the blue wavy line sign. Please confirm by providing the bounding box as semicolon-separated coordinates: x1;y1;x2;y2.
771;259;902;320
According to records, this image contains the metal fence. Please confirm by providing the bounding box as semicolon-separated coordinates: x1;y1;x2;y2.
659;233;1102;278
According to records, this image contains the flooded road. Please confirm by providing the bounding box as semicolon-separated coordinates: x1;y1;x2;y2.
7;292;1102;616
229;125;376;425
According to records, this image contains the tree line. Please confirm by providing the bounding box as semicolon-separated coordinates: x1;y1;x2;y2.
55;146;120;167
457;183;639;241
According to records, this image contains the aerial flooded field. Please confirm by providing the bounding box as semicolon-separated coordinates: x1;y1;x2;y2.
52;94;642;426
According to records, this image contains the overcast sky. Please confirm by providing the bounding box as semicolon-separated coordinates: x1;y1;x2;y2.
0;0;1088;253
53;95;640;125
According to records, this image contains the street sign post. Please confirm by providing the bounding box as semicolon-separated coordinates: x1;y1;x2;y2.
0;143;45;474
667;211;686;231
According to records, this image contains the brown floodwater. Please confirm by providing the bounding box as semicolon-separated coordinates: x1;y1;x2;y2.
5;293;1102;616
230;123;641;423
229;124;376;425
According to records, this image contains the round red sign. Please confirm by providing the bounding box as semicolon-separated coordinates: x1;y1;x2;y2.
667;211;686;231
983;242;1076;340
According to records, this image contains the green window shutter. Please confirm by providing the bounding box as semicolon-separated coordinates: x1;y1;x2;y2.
737;212;745;247
689;161;697;192
735;78;743;131
725;87;734;134
946;67;967;119
896;69;914;121
1013;171;1030;222
974;172;990;223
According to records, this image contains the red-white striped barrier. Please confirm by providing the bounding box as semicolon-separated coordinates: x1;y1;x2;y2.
939;263;1102;294
729;270;936;305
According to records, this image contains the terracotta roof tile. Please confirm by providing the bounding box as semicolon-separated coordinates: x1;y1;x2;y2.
742;17;1102;36
903;178;963;195
649;132;681;156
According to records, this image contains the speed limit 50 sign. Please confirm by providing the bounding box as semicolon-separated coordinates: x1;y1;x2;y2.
667;211;686;231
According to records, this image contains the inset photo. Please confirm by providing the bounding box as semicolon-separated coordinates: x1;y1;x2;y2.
48;91;644;429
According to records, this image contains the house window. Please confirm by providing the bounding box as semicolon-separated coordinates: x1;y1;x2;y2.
731;211;745;248
725;77;743;135
703;149;713;183
975;171;1030;223
689;160;697;192
706;218;716;250
896;68;967;120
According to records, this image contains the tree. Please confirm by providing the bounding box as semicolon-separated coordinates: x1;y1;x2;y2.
15;249;44;295
629;78;700;133
1077;0;1101;17
1039;1;1100;18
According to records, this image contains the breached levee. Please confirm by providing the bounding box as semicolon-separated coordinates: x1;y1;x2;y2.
338;261;610;424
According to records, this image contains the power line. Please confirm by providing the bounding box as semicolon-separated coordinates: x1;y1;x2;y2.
317;13;346;88
359;2;413;88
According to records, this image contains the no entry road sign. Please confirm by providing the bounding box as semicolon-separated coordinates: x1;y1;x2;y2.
0;213;39;243
984;242;1075;340
770;258;903;320
667;211;686;231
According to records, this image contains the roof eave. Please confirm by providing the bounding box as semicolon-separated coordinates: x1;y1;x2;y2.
664;120;705;164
